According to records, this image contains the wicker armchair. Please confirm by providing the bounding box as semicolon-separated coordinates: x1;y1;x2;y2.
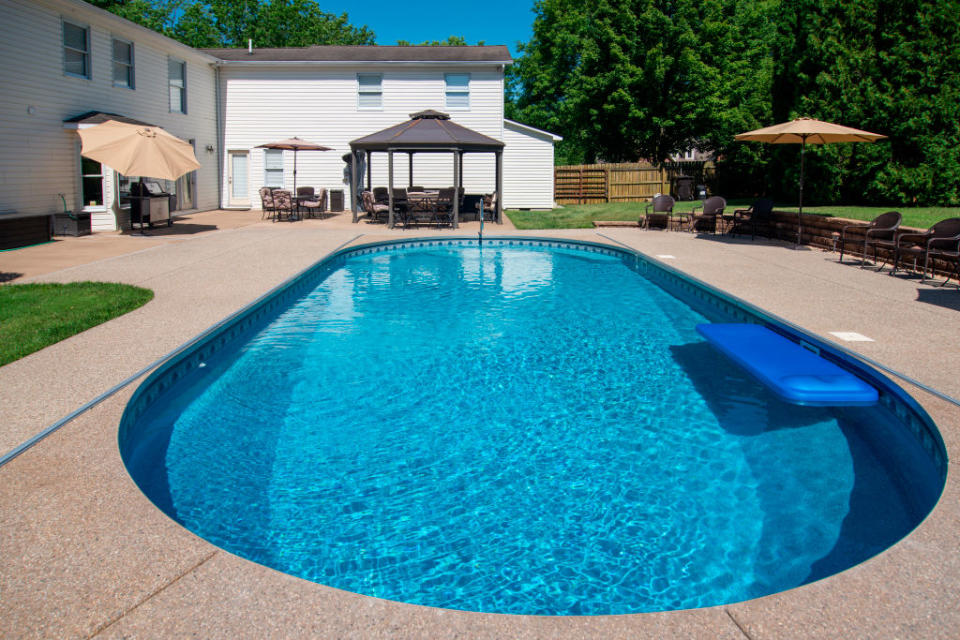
642;195;675;230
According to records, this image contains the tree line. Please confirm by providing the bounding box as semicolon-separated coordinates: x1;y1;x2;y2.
93;0;960;205
507;0;960;205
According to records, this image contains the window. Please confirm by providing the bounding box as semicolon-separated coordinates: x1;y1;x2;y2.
357;74;382;109
63;20;90;78
112;38;134;88
264;149;284;187
445;73;470;109
168;58;186;113
81;157;104;208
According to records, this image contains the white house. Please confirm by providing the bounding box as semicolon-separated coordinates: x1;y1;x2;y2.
0;0;559;246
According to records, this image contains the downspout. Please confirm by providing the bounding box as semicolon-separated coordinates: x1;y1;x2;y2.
214;64;224;209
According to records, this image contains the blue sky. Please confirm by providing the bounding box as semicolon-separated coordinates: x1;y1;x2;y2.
321;0;536;57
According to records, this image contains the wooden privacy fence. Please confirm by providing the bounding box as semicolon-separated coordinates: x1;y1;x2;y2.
555;161;711;205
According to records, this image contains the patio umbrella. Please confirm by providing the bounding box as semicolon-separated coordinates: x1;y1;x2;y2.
734;117;886;246
256;137;332;196
78;119;200;181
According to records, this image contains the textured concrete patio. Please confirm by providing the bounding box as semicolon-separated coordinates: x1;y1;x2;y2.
0;211;957;638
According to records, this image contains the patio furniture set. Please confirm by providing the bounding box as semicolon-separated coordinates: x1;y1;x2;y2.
360;187;497;229
640;194;773;237
836;213;960;287
259;186;328;222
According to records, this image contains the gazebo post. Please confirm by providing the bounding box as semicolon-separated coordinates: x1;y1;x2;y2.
495;150;503;223
366;152;372;195
351;150;358;223
388;150;395;229
452;149;460;229
408;151;413;188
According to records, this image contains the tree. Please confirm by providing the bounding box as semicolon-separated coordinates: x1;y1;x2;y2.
396;36;485;46
508;0;771;164
93;0;375;49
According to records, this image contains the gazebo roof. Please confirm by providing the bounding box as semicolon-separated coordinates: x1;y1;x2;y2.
350;110;504;152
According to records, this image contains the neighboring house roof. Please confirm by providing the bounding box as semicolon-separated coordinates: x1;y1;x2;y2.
62;111;156;129
350;110;504;152
504;119;563;142
203;45;513;65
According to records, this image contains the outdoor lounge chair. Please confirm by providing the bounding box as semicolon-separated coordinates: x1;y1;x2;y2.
642;195;675;230
732;198;775;240
688;196;726;233
885;217;960;285
837;211;902;267
361;190;389;223
259;187;276;220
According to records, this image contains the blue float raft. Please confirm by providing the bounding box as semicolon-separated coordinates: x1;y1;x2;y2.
696;323;878;406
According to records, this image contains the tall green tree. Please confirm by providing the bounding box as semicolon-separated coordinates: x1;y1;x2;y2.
396;36;485;46
509;0;772;164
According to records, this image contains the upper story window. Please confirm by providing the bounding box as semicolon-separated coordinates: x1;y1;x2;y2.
168;58;187;113
445;73;470;109
63;20;90;78
112;38;134;88
357;74;382;109
264;149;284;187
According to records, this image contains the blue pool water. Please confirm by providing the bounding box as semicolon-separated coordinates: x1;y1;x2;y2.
122;242;942;615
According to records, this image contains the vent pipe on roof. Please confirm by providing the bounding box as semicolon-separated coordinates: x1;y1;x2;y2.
248;39;253;55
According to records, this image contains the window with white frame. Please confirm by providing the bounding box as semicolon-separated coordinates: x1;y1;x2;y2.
264;149;284;187
63;20;90;78
112;38;134;88
445;73;470;109
81;157;104;209
168;58;186;113
357;74;382;109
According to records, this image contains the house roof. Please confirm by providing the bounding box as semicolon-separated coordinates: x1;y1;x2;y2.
350;110;504;152
203;45;513;65
504;118;564;142
63;111;156;129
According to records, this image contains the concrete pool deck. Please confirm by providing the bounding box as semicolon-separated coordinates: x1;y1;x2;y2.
0;211;957;638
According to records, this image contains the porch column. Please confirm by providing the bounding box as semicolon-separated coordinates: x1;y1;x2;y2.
388;150;395;228
495;150;503;224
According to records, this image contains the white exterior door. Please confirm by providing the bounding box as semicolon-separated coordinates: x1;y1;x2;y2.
228;150;250;207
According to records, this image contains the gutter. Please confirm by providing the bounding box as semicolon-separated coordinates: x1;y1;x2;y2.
212;60;513;68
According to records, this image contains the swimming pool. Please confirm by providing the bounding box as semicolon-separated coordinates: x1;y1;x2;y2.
120;238;945;616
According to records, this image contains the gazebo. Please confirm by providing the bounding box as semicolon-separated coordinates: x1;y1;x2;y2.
348;110;504;228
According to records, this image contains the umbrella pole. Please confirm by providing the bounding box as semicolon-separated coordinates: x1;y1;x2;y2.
797;136;806;248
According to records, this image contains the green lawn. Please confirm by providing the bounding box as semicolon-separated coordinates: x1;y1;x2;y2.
506;201;960;230
0;282;154;367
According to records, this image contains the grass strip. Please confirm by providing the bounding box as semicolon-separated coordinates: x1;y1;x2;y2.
0;282;154;367
507;202;960;230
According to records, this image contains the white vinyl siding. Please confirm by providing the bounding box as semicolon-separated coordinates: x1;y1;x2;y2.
263;149;283;187
168;57;186;113
62;19;89;78
357;73;382;109
502;120;558;209
0;0;219;231
445;73;469;110
221;67;505;206
112;37;134;88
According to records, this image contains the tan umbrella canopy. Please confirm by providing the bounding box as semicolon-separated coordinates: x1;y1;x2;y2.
735;117;886;246
78;119;200;181
256;137;332;196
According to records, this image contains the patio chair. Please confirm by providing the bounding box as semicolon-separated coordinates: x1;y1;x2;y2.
476;191;498;222
297;186;323;219
259;187;276;220
687;196;726;234
373;187;389;206
836;211;901;266
391;188;411;227
272;189;296;222
886;217;960;285
434;187;456;228
409;185;425;193
642;195;675;230
731;198;775;240
361;190;389;223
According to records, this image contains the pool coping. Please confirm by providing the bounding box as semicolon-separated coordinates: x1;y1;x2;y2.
2;226;958;638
